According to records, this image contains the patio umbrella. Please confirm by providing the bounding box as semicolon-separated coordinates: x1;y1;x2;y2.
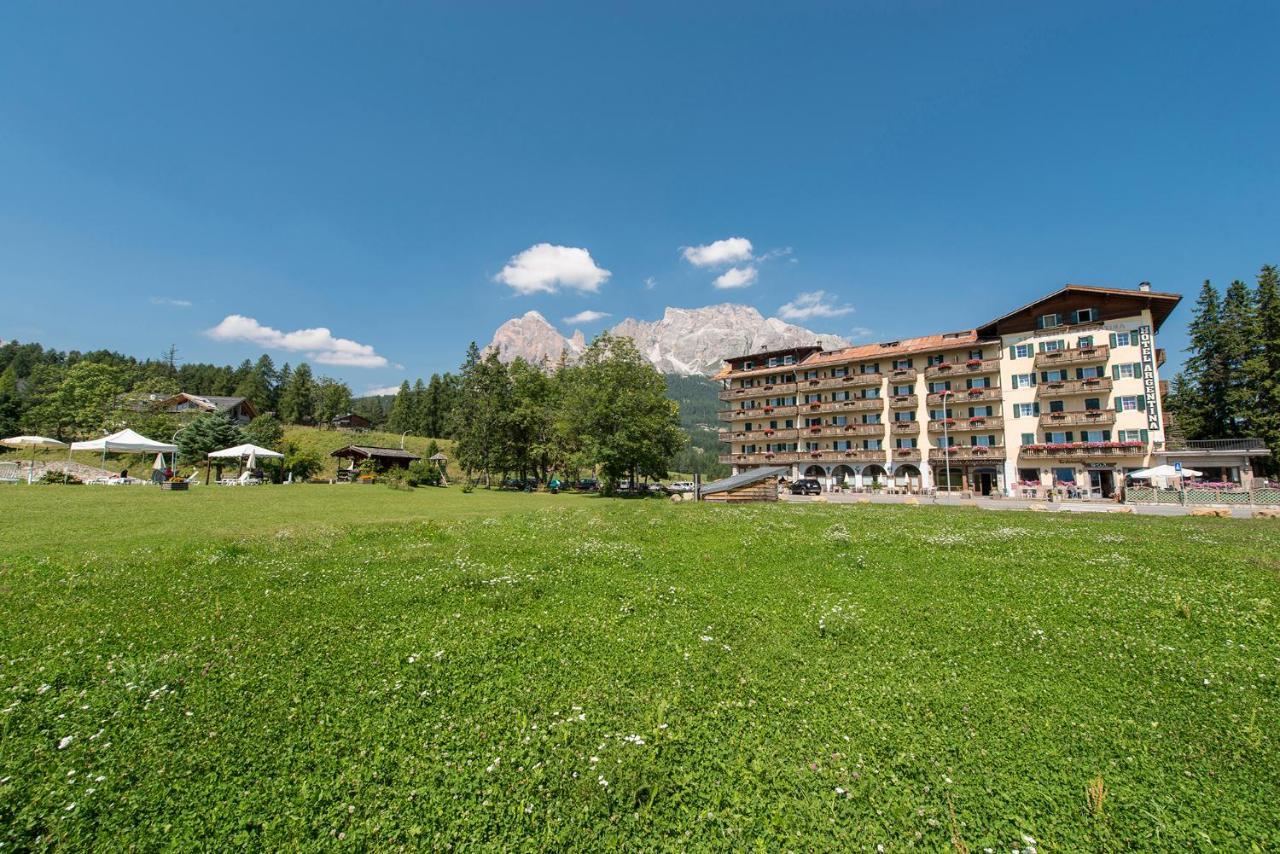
1;435;68;484
1129;464;1203;480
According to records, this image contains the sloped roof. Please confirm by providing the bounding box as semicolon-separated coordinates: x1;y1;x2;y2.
976;284;1181;336
700;465;790;496
803;331;983;366
330;445;420;461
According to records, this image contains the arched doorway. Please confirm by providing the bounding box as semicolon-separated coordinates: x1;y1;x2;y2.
894;464;922;493
832;464;856;490
803;464;826;478
863;464;888;490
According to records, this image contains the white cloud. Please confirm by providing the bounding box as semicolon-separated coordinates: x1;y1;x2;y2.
151;297;191;308
848;326;875;341
777;291;855;321
563;309;611;324
713;265;758;289
681;237;754;268
644;276;657;290
364;385;403;397
206;315;389;368
494;243;611;295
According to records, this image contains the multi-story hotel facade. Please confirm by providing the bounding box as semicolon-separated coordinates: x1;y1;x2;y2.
715;284;1182;498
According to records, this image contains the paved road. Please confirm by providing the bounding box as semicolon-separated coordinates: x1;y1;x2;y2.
780;491;1263;518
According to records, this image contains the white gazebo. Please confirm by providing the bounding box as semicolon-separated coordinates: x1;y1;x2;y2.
207;443;285;484
70;428;177;472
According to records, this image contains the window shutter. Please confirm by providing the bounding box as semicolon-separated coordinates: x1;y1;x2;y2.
1028;373;1036;387
1068;310;1078;324
1112;365;1120;380
1058;339;1066;350
1009;345;1016;360
1103;430;1111;441
1033;402;1040;415
1109;333;1118;348
1065;431;1074;442
1136;396;1146;412
1132;362;1142;374
1039;371;1048;383
1114;396;1121;412
1140;428;1149;443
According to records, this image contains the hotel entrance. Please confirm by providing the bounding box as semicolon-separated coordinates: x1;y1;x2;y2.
1088;469;1115;498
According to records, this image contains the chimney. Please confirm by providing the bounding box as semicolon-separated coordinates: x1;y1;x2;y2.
1138;281;1151;292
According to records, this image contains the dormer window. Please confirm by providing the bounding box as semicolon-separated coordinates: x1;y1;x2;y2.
742;360;754;370
1073;307;1098;324
1038;313;1062;329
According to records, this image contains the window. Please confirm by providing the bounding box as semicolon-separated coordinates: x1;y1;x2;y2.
831;415;847;426
833;439;852;451
1015;402;1037;417
1076;366;1104;379
1041;369;1068;383
927;354;945;366
783;354;795;365
861;388;881;399
832;390;851;402
969;405;994;417
891;358;912;370
1110;331;1131;347
895;438;917;449
860;363;880;374
935;437;954;448
894;411;916;422
1074;307;1098;323
804;393;821;404
928;381;951;393
803;369;818;380
1048;399;1065;413
742;444;756;453
1038;313;1061;329
969;349;984;360
1012;373;1036;389
832;366;849;378
1115;363;1137;379
805;416;821;427
929;408;952;420
1077;335;1094;348
892;384;913;396
1040;339;1064;353
742;360;754;370
805;441;820;452
1020;433;1036;445
863;439;882;450
1081;430;1110;442
784;419;794;428
862;413;882;424
1047;431;1070;443
971;434;995;446
1119;429;1147;442
966;377;990;389
1014;343;1032;358
1116;395;1144;412
767;357;779;367
1084;398;1101;411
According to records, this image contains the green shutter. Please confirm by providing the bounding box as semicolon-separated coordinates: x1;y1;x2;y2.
1140;428;1149;442
1103;430;1111;441
1028;373;1036;387
1033;402;1040;415
1058;339;1067;350
1039;371;1048;383
1133;362;1142;374
1112;365;1120;380
1009;345;1016;360
1136;396;1146;411
1114;397;1121;412
1109;332;1118;347
1066;431;1074;442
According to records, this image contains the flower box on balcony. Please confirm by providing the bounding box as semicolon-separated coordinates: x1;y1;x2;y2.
966;388;986;396
939;418;955;426
936;363;954;371
968;416;986;424
809;425;821;432
763;407;774;413
763;429;774;436
892;395;912;403
971;447;990;455
810;452;822;458
965;359;983;367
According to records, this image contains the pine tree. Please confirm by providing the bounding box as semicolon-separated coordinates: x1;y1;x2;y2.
387;381;415;433
1220;279;1259;436
1183;280;1229;438
1248;265;1280;472
278;363;315;424
411;378;428;436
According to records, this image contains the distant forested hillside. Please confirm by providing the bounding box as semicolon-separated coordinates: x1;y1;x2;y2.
664;374;728;479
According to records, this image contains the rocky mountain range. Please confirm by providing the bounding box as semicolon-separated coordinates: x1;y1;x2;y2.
485;304;851;376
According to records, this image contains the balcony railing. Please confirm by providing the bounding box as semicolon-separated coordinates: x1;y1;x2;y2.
891;448;922;461
800;373;881;391
803;423;885;439
930;445;1007;462
718;382;797;401
1038;409;1116;427
719;405;798;421
923;358;1001;379
890;421;920;435
888;394;919;408
1020;441;1146;459
926;387;1002;406
1035;377;1112;397
1162;437;1268;452
1033;344;1109;369
718;450;888;465
926;415;1004;433
719;428;799;443
887;367;918;382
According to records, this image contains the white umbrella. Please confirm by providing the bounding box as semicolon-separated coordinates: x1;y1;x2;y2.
1;435;67;484
152;453;166;471
206;443;284;459
1129;464;1203;479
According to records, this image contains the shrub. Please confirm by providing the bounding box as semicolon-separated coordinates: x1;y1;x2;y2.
39;470;82;484
407;459;442;487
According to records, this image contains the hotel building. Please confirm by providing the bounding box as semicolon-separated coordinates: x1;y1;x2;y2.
715;284;1184;498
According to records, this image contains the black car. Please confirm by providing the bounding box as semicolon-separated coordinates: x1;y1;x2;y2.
789;478;822;496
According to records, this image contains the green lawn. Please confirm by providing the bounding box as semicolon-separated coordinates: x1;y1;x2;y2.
1;487;1277;849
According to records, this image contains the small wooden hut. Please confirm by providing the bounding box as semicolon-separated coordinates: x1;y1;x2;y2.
330;445;420;471
699;466;789;502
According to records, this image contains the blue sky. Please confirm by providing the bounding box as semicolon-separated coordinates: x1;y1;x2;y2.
2;1;1277;392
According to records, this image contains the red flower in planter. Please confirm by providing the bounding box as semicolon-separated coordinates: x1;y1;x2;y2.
763;406;774;413
763;429;774;436
968;416;985;424
966;358;983;367
972;447;990;455
967;388;984;396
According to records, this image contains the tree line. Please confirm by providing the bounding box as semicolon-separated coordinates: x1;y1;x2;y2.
1166;264;1280;472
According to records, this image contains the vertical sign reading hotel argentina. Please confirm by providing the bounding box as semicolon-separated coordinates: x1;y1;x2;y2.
1138;324;1160;430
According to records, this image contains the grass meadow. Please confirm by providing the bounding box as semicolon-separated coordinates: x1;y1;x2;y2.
1;486;1277;849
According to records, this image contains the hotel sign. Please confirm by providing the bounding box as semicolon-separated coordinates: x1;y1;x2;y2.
1138;324;1160;430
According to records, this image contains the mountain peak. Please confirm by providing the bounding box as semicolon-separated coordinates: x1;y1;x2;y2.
485;303;849;375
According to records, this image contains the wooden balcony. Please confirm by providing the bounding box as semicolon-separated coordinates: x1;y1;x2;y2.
718;450;888;466
718;428;799;443
887;367;918;382
930;445;1007;462
927;416;1004;433
1035;377;1112;398
718;382;797;401
803;423;884;439
800;373;881;391
1037;409;1116;428
926;387;1002;406
923;358;1001;379
890;421;920;435
1033;345;1109;369
888;394;919;409
1019;441;1147;460
890;448;922;461
719;452;801;465
719;405;798;421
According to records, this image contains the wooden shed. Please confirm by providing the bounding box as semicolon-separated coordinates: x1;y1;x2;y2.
700;466;789;502
330;445;420;470
330;412;372;431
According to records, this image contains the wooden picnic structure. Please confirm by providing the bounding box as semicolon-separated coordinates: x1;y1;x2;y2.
699;466;789;503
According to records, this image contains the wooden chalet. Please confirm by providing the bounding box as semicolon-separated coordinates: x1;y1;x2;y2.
330;445;420;470
330;412;372;431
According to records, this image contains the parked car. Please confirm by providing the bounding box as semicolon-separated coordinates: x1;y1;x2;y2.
789;478;822;496
667;481;696;493
576;478;599;491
